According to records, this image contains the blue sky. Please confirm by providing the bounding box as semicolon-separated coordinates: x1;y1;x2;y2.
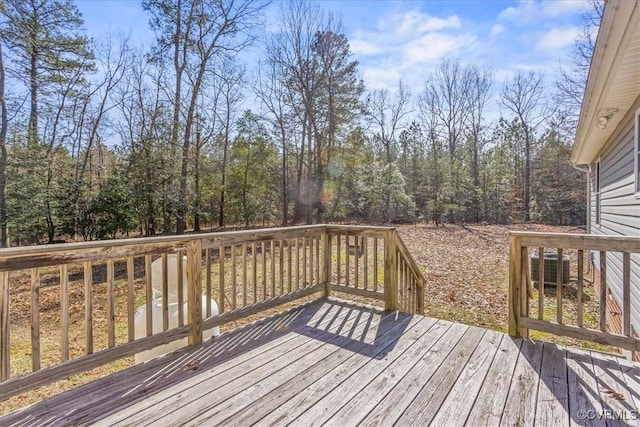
76;0;587;98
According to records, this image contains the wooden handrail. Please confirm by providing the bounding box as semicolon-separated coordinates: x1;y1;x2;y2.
508;231;640;354
395;233;426;286
0;224;427;401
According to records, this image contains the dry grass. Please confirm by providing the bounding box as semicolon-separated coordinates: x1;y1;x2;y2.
397;223;608;351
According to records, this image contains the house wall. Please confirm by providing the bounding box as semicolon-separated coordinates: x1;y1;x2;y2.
589;95;640;337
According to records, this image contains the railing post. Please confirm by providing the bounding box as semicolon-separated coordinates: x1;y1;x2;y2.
187;239;203;346
321;231;331;297
509;234;523;337
417;281;425;316
384;229;398;311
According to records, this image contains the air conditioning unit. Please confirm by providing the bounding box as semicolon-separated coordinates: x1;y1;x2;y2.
530;252;570;285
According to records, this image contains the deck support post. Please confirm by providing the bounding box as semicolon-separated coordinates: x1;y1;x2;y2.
384;229;398;311
321;231;331;298
187;239;203;346
509;234;528;337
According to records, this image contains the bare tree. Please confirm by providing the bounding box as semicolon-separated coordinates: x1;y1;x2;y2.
501;71;551;221
465;65;493;221
556;0;603;113
215;60;245;227
144;0;265;234
255;58;295;225
419;59;472;222
366;80;412;164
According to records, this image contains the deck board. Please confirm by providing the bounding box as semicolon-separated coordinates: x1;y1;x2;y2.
430;330;504;427
465;335;523;427
356;322;468;426
2;297;640;427
500;338;544;426
536;343;570;427
319;319;453;427
394;327;486;426
229;317;436;426
566;348;606;427
590;351;640;427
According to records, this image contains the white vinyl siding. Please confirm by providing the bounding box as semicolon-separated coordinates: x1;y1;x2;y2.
594;160;601;226
635;107;640;197
590;108;640;334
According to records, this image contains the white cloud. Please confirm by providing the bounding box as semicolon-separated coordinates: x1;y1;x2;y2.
350;38;383;56
541;0;586;17
498;0;587;24
349;9;473;90
536;26;580;50
498;1;536;22
360;64;403;90
403;33;476;64
491;24;505;36
392;11;461;35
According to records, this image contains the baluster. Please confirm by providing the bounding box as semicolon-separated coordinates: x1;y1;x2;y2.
577;250;583;328
345;236;350;287
599;251;607;332
556;248;563;324
363;237;369;290
1;272;9;380
127;257;135;342
373;238;378;293
252;243;258;303
538;247;544;320
206;248;212;317
84;262;94;353
354;236;359;289
60;265;69;361
107;259;115;348
303;236;308;287
262;241;267;299
270;240;275;297
287;239;292;293
177;251;184;325
162;253;169;330
31;268;41;370
296;238;301;290
279;240;284;295
219;246;226;313
315;237;320;285
242;243;248;307
336;235;340;284
231;245;237;310
623;252;630;336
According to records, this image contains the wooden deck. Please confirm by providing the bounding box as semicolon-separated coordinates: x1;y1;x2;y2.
2;298;640;427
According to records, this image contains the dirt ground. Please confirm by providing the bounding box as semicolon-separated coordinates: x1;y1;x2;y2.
397;223;602;346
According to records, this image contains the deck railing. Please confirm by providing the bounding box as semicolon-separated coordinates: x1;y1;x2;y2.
0;224;425;400
509;231;640;353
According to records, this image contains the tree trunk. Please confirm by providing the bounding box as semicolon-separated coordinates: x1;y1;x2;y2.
173;0;185;234
193;129;201;232
280;123;288;226
218;115;231;228
524;127;531;222
0;39;7;247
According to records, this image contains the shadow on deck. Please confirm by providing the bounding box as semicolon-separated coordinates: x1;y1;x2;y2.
2;298;640;426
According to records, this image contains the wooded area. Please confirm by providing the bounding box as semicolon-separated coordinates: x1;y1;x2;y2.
0;0;600;247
